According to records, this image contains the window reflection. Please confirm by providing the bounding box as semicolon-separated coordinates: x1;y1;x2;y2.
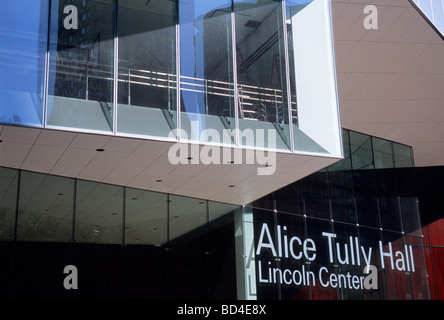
0;168;19;240
47;0;115;132
17;171;74;242
0;0;49;127
74;180;124;244
179;0;235;144
124;188;167;245
117;0;177;138
234;0;290;150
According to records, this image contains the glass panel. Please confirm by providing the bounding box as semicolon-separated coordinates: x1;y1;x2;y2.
404;232;431;300
328;131;357;224
71;243;123;298
122;243;167;299
0;167;19;240
332;223;364;300
234;0;290;150
393;143;414;168
179;0;235;145
277;212;310;300
350;131;374;170
286;0;341;155
16;171;74;242
208;201;239;299
47;0;115;132
372;137;394;169
0;0;49;127
400;197;422;235
124;188;167;245
306;217;338;300
273;181;304;215
381;231;410;299
117;0;177;139
301;170;330;220
357;226;383;300
12;242;72;299
253;208;279;300
168;194;209;299
74;180;123;244
349;131;380;228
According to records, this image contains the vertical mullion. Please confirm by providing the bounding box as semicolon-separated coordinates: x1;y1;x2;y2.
231;3;240;146
113;0;119;135
43;0;52;128
282;0;294;153
72;178;77;242
176;4;181;141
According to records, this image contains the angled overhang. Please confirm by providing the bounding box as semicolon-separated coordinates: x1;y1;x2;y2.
0;125;340;206
332;0;444;167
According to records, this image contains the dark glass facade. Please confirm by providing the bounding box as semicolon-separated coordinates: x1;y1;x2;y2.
0;129;440;300
240;130;431;300
0;167;238;299
0;1;441;301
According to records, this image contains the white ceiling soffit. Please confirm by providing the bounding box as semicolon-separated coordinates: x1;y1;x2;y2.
332;0;444;167
0;125;339;206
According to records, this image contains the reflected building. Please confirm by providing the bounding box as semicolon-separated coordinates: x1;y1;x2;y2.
0;0;443;300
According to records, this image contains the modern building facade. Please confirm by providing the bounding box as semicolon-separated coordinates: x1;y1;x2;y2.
0;0;443;300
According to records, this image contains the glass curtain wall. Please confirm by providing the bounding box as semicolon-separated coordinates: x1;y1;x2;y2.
0;166;238;299
0;0;49;127
46;0;115;132
0;0;342;157
241;129;430;300
117;0;177;139
179;0;235;144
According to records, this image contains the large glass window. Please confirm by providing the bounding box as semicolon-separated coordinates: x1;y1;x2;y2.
117;0;177;139
349;131;380;228
179;0;235;145
234;0;290;150
0;167;19;240
46;0;115;132
167;194;209;299
16;171;74;242
0;0;49;127
74;180;124;244
124;188;168;245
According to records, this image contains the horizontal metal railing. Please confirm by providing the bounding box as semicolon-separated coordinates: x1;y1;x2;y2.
52;57;297;123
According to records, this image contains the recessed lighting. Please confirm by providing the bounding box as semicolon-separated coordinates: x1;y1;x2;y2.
96;148;105;152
